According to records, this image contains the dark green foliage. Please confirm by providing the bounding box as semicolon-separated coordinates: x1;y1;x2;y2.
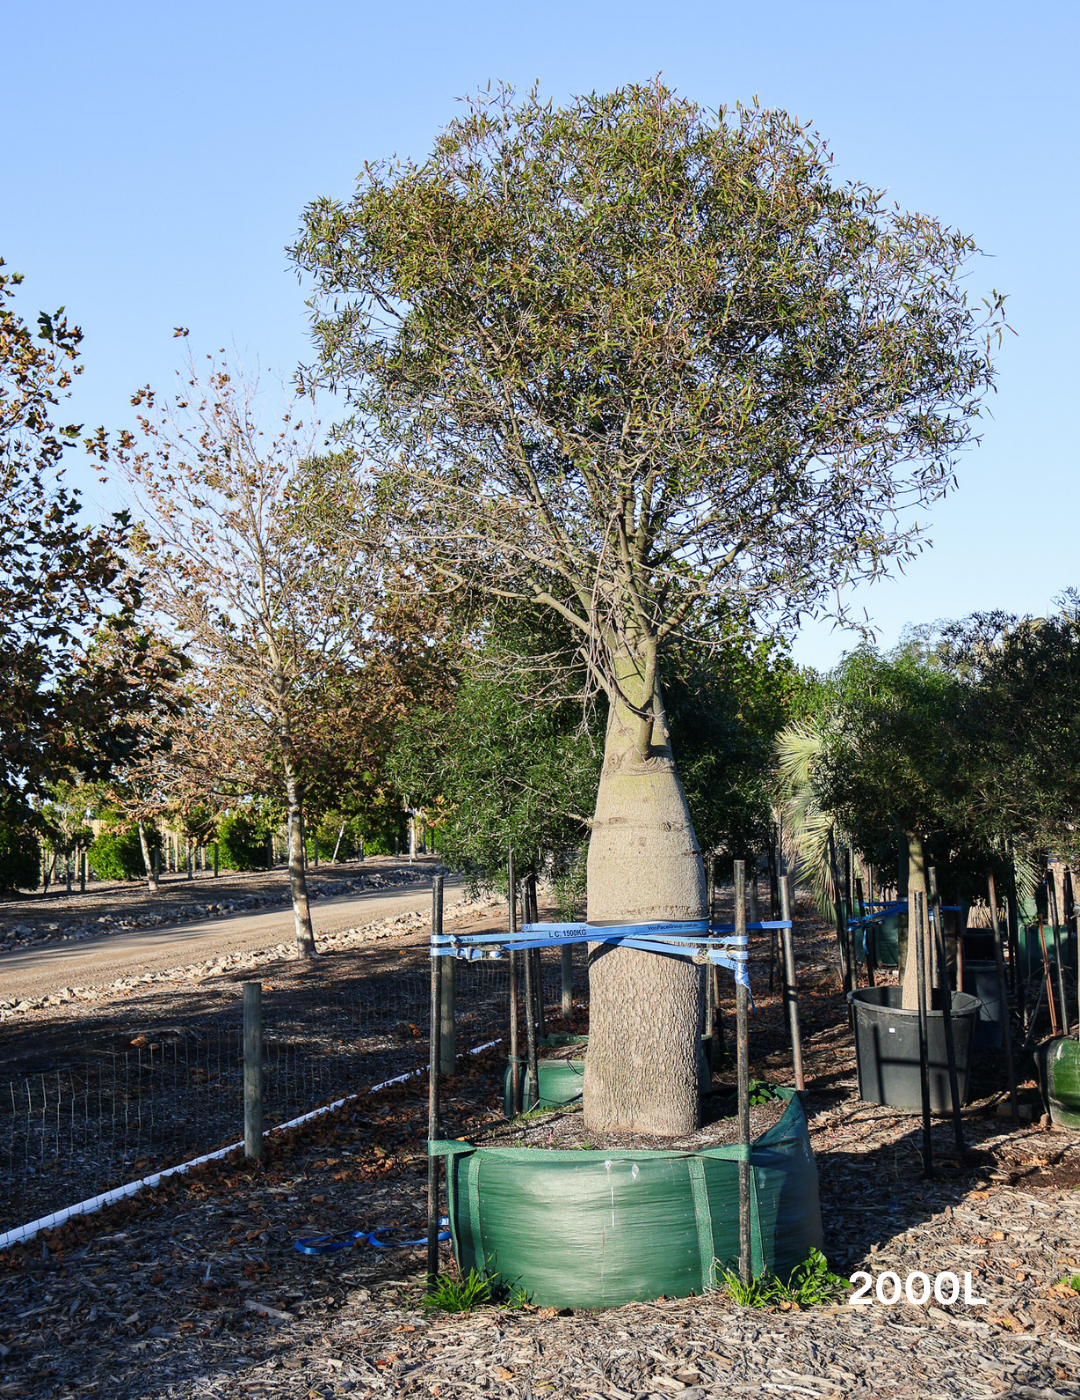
88;822;159;881
389;667;601;888
665;640;806;860
0;817;40;892
216;813;267;872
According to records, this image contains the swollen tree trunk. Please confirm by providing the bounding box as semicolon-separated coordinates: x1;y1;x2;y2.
137;820;159;891
284;758;317;957
583;662;706;1136
901;831;929;1009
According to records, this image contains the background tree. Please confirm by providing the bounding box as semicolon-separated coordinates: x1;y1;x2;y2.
295;83;1007;1132
0;262;182;811
95;356;396;956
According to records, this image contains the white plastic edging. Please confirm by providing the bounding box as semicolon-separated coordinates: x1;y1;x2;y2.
0;1037;501;1252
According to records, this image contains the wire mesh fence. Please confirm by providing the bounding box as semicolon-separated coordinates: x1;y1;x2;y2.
0;946;584;1233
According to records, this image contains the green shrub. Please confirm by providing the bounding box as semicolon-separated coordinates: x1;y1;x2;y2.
88;824;159;881
217;813;267;871
0;820;41;892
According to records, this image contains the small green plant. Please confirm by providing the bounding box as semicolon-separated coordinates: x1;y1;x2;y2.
423;1268;492;1313
1059;1274;1080;1294
772;1248;848;1306
748;1080;780;1106
499;1282;531;1310
714;1249;848;1309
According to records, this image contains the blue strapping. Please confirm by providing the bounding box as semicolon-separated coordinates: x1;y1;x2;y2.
294;1216;450;1255
430;919;755;993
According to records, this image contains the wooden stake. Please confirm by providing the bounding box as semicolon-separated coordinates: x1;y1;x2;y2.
427;875;443;1286
987;870;1019;1120
243;982;263;1161
1039;914;1060;1037
561;945;573;1023
734;859;752;1285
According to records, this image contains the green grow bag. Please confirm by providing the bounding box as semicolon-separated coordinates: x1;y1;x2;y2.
1017;922;1078;984
860;912;901;969
1037;1038;1080;1130
503;1034;588;1116
435;1088;823;1309
503;1034;712;1117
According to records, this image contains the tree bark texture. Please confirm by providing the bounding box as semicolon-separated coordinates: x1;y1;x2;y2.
901;832;928;1009
284;759;317;957
583;663;705;1136
137;820;159;891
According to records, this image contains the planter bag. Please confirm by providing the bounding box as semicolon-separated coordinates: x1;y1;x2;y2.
1037;1038;1080;1130
504;1038;587;1117
432;1088;823;1309
503;1034;711;1118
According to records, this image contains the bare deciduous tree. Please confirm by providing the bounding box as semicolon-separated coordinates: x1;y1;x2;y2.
94;356;381;956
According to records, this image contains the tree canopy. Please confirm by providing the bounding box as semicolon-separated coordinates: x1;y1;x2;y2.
293;81;1007;750
0;262;183;809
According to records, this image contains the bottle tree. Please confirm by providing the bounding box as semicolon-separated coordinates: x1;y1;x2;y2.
293;83;1007;1133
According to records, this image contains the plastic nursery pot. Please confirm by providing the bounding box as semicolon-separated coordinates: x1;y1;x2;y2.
848;986;982;1114
1036;1038;1080;1130
961;960;1004;1050
435;1088;823;1310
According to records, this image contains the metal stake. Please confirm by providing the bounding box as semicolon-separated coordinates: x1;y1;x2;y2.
779;867;804;1092
913;892;933;1178
427;875;443;1286
523;897;540;1112
987;870;1019;1120
508;850;521;1115
734;859;752;1284
1047;869;1071;1036
928;868;965;1158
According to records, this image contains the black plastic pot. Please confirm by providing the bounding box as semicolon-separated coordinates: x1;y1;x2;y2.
961;960;1004;1049
848;986;981;1114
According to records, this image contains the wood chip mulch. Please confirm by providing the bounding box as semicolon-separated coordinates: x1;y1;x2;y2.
1;910;1079;1397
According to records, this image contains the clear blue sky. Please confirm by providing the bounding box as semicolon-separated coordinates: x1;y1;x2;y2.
4;1;1075;671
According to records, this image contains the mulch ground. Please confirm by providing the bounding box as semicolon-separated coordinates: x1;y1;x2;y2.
0;900;1078;1398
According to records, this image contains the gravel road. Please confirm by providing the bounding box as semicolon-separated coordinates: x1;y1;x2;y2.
0;873;463;1004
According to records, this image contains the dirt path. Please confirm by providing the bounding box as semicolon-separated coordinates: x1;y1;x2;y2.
0;873;463;1003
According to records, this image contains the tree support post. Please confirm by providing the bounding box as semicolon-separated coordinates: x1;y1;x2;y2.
523;904;540;1112
734;859;752;1285
243;982;263;1161
427;875;443;1287
779;866;804;1092
213;842;219;878
508;850;522;1115
827;831;851;996
1038;915;1060;1038
928;868;965;1159
987;871;1019;1120
1046;871;1071;1036
913;892;933;1178
439;890;456;1078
